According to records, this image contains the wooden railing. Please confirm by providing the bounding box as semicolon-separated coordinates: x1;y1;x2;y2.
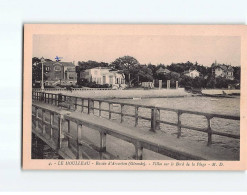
32;104;209;160
32;91;240;146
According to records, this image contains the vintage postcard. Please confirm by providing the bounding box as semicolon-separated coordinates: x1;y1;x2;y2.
23;24;247;170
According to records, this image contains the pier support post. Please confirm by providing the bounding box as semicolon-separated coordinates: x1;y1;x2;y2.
66;120;71;148
50;112;54;140
99;131;106;159
42;109;46;135
207;116;213;146
57;114;64;149
77;124;83;159
135;142;143;160
177;111;182;138
35;107;39;132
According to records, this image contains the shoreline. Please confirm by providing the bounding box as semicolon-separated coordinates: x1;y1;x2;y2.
33;88;191;99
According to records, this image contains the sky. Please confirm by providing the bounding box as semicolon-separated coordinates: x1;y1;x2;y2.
33;35;241;67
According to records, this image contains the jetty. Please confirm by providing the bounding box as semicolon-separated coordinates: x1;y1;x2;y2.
31;91;240;160
202;89;240;98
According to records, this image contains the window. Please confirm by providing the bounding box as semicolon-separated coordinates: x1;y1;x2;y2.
45;66;50;71
54;66;61;71
109;76;113;84
97;78;101;84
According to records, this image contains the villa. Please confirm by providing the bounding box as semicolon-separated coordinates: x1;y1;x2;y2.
212;64;234;80
43;61;77;86
80;67;126;88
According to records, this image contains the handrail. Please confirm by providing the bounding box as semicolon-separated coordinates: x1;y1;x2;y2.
32;91;240;146
32;103;239;160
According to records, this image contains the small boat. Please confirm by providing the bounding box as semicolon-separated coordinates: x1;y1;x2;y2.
133;97;141;100
202;93;234;98
210;99;219;101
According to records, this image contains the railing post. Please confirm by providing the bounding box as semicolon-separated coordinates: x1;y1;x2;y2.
52;94;54;105
99;131;106;159
92;100;94;114
151;107;157;132
88;98;91;114
58;93;62;107
50;112;54;140
99;101;102;117
109;103;111;119
135;106;139;127
81;98;84;113
207;116;213;146
75;97;78;111
47;94;50;104
135;142;143;160
40;92;44;102
177;111;182;138
120;104;124;123
156;108;160;130
77;124;83;159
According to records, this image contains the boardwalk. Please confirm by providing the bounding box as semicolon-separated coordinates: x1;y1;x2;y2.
32;100;239;160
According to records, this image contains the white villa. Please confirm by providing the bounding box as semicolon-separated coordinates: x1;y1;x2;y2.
184;69;200;78
80;67;126;88
212;64;234;80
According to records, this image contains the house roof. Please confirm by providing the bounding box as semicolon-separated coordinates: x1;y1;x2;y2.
156;67;170;73
44;61;75;66
184;69;199;74
215;65;234;72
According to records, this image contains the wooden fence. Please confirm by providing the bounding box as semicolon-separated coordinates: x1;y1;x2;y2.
32;91;240;146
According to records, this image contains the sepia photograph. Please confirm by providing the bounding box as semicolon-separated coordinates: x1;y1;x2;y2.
23;24;247;170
